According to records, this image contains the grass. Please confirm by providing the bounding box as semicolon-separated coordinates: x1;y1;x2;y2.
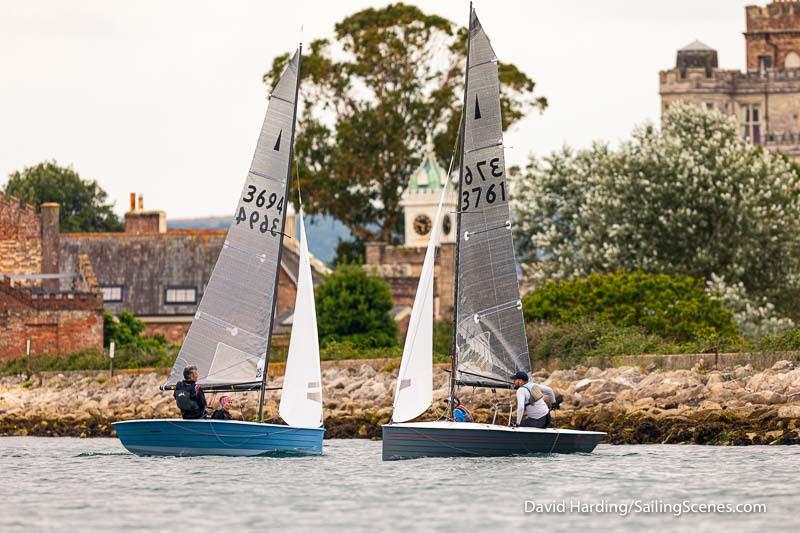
0;344;177;377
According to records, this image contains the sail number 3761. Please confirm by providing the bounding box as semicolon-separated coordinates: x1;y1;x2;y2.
236;186;285;236
461;157;506;211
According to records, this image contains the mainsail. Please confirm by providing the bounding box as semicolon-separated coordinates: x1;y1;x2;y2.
165;49;301;390
453;9;530;388
279;211;323;428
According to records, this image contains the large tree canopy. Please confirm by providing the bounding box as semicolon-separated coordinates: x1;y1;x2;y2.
513;103;800;303
3;161;123;232
265;3;546;242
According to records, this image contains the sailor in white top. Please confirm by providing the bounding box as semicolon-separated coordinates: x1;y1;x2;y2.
511;371;556;428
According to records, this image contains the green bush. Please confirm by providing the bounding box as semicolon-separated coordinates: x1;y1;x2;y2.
0;344;177;377
104;311;166;349
315;265;398;348
523;271;738;343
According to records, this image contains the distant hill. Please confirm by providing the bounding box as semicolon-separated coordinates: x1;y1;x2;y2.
168;214;350;265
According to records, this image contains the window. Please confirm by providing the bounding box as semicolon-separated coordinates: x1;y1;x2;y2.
741;104;762;145
706;102;714;111
165;286;197;305
786;51;800;69
101;285;124;303
758;55;772;73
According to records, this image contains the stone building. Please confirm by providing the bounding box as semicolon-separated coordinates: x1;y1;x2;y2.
0;191;328;359
59;194;329;344
659;0;800;160
0;194;104;359
365;148;457;331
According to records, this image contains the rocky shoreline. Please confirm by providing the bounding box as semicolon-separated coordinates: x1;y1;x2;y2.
1;358;799;445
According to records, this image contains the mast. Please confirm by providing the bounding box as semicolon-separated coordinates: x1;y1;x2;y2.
258;44;303;423
449;3;472;421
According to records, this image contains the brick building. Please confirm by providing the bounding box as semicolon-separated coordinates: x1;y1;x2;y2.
59;194;328;344
0;191;328;358
660;0;800;160
366;147;457;332
0;194;103;359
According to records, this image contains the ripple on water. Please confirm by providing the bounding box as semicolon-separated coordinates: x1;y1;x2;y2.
0;438;797;532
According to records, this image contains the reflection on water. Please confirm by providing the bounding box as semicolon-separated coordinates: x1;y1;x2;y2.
1;437;797;532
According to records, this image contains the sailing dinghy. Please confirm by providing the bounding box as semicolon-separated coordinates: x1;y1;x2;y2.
382;7;605;460
114;46;325;457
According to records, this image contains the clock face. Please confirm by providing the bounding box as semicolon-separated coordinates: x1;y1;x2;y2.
413;214;432;236
442;214;452;235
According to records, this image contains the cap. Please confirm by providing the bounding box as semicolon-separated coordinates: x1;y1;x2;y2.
510;371;529;382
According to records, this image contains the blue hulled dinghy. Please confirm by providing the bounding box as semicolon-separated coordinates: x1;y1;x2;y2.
115;46;325;457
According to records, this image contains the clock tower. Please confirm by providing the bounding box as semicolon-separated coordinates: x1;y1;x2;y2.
400;146;457;247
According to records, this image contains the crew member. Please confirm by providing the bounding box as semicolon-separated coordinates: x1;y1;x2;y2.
511;371;557;428
451;397;474;423
174;365;207;419
211;395;234;420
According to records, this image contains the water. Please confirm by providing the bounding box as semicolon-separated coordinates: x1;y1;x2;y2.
1;438;797;532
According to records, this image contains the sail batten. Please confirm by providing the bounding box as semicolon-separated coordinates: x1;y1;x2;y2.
453;9;530;389
165;49;301;389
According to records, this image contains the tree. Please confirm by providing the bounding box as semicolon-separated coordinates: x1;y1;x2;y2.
332;238;366;265
3;161;123;232
523;271;738;343
265;3;546;242
513;103;800;305
315;265;398;347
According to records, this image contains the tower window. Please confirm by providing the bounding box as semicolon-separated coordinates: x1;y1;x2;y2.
786;51;800;69
741;104;762;145
758;55;772;73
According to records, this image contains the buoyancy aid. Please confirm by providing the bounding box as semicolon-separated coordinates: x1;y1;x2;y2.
454;404;474;423
521;382;544;406
174;380;204;418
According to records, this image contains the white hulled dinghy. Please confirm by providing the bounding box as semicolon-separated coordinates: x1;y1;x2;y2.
382;7;605;460
114;46;325;457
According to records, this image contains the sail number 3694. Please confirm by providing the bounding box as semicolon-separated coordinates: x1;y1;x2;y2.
461;157;506;211
236;186;285;236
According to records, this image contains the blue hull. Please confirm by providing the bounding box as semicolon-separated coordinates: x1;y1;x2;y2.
113;419;324;457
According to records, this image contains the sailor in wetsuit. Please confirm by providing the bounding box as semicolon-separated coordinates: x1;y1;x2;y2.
174;365;207;419
511;371;557;428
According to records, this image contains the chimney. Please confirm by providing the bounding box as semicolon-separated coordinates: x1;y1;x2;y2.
40;202;60;291
124;193;166;234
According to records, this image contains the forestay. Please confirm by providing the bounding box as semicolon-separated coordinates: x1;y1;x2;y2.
165;50;300;389
279;211;323;428
391;177;450;422
454;10;530;388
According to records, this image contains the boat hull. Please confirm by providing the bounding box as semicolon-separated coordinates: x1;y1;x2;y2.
382;421;605;460
113;419;324;457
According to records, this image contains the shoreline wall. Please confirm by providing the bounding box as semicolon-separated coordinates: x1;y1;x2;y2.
1;358;799;444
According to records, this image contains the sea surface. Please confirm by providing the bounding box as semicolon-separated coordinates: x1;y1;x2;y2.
1;437;797;532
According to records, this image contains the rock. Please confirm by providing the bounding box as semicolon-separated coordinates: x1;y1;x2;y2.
734;364;753;379
771;360;794;373
574;378;601;393
778;405;800;418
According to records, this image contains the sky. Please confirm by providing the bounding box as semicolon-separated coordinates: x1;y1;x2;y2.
0;0;758;219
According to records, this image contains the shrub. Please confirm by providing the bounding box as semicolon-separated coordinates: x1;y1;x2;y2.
315;265;398;348
0;344;177;377
513;103;800;303
523;271;738;343
104;311;166;349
